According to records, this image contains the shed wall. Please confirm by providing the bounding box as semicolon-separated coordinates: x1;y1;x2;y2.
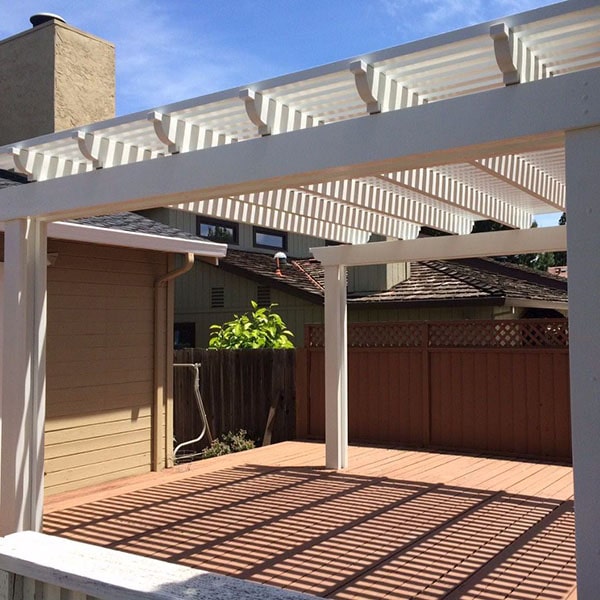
43;239;169;496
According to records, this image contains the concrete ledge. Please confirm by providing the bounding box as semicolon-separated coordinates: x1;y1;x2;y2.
0;531;318;600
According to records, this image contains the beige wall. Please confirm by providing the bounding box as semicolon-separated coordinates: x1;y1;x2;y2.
0;19;114;145
53;24;115;131
43;239;170;496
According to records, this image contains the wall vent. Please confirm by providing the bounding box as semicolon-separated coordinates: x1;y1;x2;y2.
211;287;225;308
257;286;271;307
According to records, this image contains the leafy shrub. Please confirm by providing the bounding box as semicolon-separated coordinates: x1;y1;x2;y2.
201;429;256;459
208;301;294;349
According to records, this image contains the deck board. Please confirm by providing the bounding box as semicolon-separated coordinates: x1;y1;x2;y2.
44;441;576;599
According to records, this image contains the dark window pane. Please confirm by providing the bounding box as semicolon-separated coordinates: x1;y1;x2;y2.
253;227;287;250
197;218;238;244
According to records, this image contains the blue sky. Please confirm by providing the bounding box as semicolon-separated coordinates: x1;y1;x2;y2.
2;0;564;226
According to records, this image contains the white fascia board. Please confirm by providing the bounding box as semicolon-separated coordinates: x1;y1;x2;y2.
311;226;567;267
44;222;227;258
504;298;568;310
0;67;598;222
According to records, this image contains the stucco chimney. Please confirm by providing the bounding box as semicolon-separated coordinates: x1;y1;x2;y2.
0;15;115;146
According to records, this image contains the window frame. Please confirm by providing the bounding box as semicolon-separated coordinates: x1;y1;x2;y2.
252;226;288;251
196;216;239;245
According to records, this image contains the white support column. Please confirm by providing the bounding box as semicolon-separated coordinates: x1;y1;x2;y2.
565;125;600;599
323;264;348;470
0;218;47;535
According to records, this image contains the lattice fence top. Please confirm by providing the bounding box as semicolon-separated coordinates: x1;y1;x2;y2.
428;320;569;348
305;320;568;349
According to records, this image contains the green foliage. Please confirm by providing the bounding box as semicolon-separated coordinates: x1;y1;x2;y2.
201;429;256;459
208;301;294;349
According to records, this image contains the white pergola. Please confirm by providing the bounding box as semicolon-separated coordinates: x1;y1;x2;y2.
0;0;599;594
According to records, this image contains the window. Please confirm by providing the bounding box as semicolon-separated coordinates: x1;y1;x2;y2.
197;217;238;244
253;226;287;251
256;286;271;307
211;287;225;308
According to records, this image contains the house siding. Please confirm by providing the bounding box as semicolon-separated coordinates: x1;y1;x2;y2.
146;207;325;257
175;260;503;347
43;239;169;496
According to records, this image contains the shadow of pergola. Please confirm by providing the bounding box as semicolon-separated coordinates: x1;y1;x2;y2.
44;464;576;599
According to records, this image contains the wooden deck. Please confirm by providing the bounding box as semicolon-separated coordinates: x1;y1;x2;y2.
44;442;577;599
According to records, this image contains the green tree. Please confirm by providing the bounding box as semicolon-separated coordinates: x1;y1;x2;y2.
553;212;567;266
208;301;294;349
472;217;565;272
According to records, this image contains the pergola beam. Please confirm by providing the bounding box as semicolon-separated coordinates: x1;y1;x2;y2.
1;66;595;222
311;225;566;267
315;224;567;474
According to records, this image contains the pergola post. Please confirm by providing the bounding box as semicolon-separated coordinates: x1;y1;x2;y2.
565;124;600;597
0;218;47;535
323;264;348;469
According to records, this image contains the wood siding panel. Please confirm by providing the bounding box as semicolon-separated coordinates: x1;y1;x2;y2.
45;241;167;496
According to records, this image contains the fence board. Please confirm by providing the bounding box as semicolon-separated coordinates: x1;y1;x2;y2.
173;349;296;460
303;320;570;462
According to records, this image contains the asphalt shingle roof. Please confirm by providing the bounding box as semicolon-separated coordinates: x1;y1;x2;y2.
0;170;567;306
70;212;204;241
217;250;567;307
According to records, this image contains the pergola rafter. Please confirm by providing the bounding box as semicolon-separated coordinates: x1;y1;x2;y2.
239;89;325;137
378;167;534;230
11;147;88;182
173;195;372;245
75;131;159;170
471;153;566;211
149;111;238;154
302;179;473;235
350;59;423;114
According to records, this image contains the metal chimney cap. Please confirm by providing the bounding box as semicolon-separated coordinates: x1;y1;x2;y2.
30;13;66;27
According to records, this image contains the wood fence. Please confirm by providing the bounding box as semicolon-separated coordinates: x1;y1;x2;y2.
297;319;571;462
173;349;296;458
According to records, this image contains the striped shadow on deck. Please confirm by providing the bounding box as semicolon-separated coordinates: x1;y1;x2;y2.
44;453;576;600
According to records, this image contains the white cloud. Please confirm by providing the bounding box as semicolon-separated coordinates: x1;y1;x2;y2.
377;0;554;38
1;0;277;115
2;0;557;116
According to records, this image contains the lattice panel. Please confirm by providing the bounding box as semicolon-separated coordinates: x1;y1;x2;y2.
306;323;425;348
429;320;568;348
306;320;568;349
307;326;325;348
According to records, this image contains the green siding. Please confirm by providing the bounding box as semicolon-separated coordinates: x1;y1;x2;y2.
174;260;499;347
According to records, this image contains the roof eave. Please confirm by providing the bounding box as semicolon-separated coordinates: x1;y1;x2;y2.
9;221;228;258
